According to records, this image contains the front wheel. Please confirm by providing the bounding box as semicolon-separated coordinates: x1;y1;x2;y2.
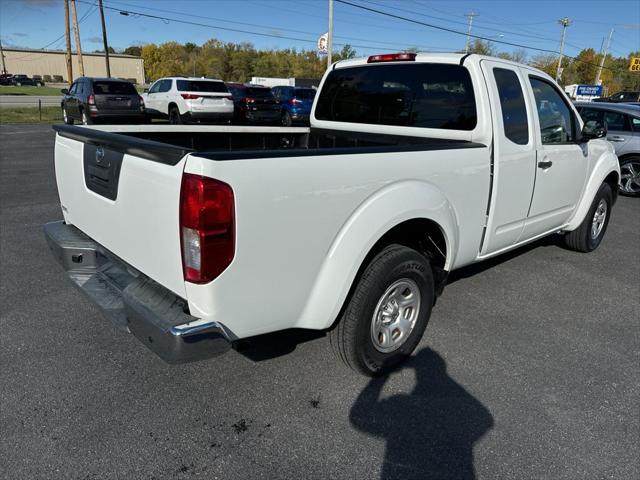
329;244;434;376
619;156;640;197
564;182;613;252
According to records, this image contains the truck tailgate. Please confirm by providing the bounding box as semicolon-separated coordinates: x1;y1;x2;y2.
53;125;189;298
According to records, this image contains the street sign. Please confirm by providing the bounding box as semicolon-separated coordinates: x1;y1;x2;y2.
317;33;328;55
630;57;640;72
576;85;603;96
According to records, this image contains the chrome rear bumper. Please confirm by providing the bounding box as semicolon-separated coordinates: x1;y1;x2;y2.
43;221;231;363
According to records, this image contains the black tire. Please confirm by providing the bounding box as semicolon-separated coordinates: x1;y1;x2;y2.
329;244;434;376
564;182;612;252
62;107;73;125
619;156;640;197
80;109;91;125
169;107;182;125
281;111;292;127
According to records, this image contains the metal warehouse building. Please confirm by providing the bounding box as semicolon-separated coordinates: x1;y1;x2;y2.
2;48;145;84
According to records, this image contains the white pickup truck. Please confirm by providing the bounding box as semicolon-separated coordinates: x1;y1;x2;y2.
45;53;619;376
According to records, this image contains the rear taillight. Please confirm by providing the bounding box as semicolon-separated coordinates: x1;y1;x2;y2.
87;94;98;115
243;97;255;104
180;174;235;284
87;94;95;105
367;52;417;63
138;95;145;110
289;98;302;105
181;93;201;100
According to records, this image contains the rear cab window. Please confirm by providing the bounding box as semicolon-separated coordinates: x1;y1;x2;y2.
177;80;229;93
246;87;274;98
315;63;477;130
92;81;137;95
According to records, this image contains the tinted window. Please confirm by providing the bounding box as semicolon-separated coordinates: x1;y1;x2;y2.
294;88;316;99
176;80;228;93
226;86;244;99
603;111;631;131
69;82;78;94
578;107;604;125
493;68;528;145
246;87;273;98
529;77;576;144
148;81;161;94
92;81;137;95
315;63;477;130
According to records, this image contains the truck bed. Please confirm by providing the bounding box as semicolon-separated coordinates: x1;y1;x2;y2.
52;124;484;164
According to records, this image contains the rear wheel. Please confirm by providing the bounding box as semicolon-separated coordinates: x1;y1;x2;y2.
169;107;182;125
619;156;640;197
81;109;91;125
62;107;73;125
281;111;292;127
329;244;434;376
564;182;612;252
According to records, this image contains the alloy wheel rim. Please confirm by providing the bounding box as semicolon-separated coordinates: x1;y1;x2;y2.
591;198;607;239
620;161;640;194
370;278;421;353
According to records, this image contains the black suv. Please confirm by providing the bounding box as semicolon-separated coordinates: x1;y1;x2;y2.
61;77;145;125
225;83;280;124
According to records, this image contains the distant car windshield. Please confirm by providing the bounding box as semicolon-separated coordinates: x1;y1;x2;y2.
93;81;137;95
294;89;316;99
176;80;228;93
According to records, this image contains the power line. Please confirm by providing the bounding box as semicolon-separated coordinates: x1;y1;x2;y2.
78;0;455;54
335;0;625;73
100;0;456;52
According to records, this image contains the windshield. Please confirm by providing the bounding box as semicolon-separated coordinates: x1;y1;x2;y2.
177;80;228;93
93;81;138;95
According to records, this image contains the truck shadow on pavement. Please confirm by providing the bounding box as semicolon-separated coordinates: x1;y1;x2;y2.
350;348;494;480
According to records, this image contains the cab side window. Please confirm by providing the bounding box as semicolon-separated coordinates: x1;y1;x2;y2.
529;77;576;144
69;82;78;95
493;68;529;145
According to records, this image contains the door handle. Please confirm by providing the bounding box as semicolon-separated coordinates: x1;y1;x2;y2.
608;135;625;142
538;160;553;169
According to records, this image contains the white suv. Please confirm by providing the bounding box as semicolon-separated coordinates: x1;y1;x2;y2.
143;77;234;124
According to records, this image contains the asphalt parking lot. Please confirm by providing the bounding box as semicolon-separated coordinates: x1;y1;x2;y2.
1;123;638;480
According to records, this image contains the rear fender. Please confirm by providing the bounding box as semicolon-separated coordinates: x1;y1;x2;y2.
565;145;619;231
295;180;458;331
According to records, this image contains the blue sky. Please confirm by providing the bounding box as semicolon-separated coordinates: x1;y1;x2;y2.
1;0;638;59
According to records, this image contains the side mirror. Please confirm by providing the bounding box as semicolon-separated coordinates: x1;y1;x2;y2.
60;88;68;94
581;120;607;142
143;88;149;93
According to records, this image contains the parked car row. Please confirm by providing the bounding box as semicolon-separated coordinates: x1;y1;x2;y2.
0;73;46;86
60;76;316;127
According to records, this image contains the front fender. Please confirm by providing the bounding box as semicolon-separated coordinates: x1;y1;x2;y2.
565;141;619;231
294;180;459;331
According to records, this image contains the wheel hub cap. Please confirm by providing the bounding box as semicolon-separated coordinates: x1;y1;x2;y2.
620;161;640;194
591;198;607;239
371;279;421;353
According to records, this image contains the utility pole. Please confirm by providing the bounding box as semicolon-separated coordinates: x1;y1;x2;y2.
464;12;478;54
595;28;614;86
70;0;85;76
555;17;572;83
64;0;73;83
0;38;7;75
98;0;111;77
327;0;334;67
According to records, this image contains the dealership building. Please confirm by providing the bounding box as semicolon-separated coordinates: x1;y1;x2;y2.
1;48;145;84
